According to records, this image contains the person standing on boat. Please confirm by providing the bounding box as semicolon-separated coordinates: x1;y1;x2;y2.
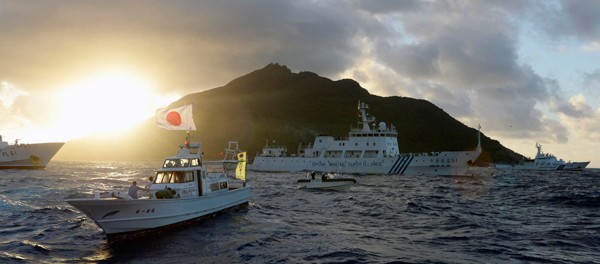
128;181;142;199
144;176;154;198
145;176;154;190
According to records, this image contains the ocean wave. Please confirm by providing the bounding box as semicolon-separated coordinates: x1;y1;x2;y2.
2;162;600;263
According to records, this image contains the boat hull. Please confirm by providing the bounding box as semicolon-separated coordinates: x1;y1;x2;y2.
561;161;590;171
0;142;64;169
66;186;251;235
494;161;590;171
497;143;592;171
250;150;480;176
497;162;561;171
297;179;355;191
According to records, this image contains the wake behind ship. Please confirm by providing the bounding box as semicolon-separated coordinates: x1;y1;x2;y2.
249;101;482;176
0;135;64;169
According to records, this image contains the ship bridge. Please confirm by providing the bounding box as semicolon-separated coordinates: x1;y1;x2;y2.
302;101;400;159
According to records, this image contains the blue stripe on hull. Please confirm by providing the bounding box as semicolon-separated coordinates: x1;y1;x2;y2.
388;156;414;175
399;156;414;174
388;157;402;174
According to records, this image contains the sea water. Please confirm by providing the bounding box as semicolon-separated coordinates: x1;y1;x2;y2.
1;161;599;263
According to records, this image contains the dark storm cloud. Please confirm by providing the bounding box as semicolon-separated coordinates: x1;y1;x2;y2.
1;0;596;145
376;42;440;78
0;1;370;92
369;1;525;88
351;0;423;14
549;0;600;39
357;1;571;141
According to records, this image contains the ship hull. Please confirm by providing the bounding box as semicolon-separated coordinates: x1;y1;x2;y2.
494;161;589;171
561;161;590;171
297;178;355;191
66;186;251;235
498;162;561;171
250;149;480;176
0;142;64;169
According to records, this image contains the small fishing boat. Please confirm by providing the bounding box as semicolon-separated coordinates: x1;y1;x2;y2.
66;137;251;238
297;171;357;191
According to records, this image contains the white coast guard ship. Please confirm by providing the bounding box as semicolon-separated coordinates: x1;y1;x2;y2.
250;101;482;176
496;143;589;171
0;135;64;169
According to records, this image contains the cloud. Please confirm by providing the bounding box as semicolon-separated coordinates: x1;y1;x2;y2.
1;1;373;93
345;1;570;142
529;1;600;41
559;94;600;141
583;69;600;90
557;1;600;39
376;42;440;79
0;82;35;136
582;41;600;52
1;0;596;147
0;82;28;108
0;82;62;136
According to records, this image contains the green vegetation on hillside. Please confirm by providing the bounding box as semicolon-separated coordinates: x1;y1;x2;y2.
57;63;523;164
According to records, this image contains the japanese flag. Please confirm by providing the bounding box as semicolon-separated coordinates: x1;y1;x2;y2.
156;104;197;130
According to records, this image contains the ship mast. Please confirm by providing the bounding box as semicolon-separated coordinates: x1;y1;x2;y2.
477;124;482;151
358;101;375;132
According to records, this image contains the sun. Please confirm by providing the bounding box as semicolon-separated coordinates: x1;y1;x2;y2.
54;68;165;140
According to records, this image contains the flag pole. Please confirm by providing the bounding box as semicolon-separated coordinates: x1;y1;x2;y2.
185;131;190;149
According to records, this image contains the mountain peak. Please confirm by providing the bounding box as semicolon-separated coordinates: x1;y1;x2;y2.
56;64;522;165
261;62;292;73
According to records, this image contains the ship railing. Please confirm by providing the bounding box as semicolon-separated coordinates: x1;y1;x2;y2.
398;152;444;157
349;131;398;137
349;127;398;133
262;145;287;149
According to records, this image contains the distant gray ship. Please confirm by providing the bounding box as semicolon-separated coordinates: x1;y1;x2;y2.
494;143;590;171
0;135;64;169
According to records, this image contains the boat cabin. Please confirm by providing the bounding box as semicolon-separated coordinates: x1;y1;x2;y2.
148;142;242;199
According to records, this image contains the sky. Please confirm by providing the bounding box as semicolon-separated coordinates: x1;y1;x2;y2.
1;1;599;167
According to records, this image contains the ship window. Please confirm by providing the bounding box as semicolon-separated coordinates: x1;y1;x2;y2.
171;172;184;183
179;159;189;167
163;160;176;168
184;172;194;182
155;172;172;183
191;159;200;166
220;182;228;189
163;159;190;168
210;183;219;191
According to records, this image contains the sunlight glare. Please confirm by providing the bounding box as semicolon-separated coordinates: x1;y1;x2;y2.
55;69;161;140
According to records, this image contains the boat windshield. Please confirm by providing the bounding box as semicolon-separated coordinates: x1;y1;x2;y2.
163;159;185;168
155;171;195;183
162;158;201;167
